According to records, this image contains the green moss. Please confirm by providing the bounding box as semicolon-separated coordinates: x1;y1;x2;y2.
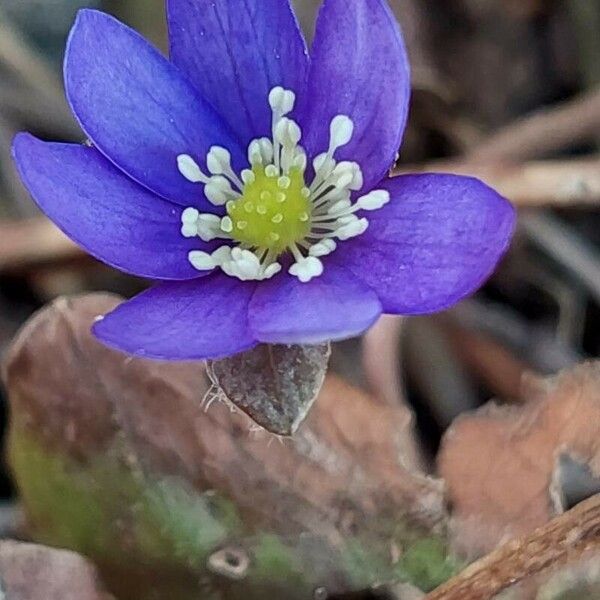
395;538;463;592
8;427;459;599
252;534;303;584
9;428;238;567
340;538;394;587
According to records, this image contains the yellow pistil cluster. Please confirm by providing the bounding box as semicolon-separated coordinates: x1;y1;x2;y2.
224;166;311;255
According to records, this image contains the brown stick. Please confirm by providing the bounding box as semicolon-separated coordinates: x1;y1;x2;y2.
425;493;600;600
396;157;600;208
464;87;600;163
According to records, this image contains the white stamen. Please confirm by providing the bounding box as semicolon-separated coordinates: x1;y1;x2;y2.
176;87;382;285
258;138;274;164
289;256;324;283
309;239;337;257
327;199;352;215
182;207;199;224
177;154;207;183
241;169;255;184
356;189;390;210
263;262;282;279
197;213;224;241
206;146;231;175
181;222;198;238
335;217;369;240
269;87;295;115
189;250;217;271
329;115;354;149
275;118;301;146
205;175;237;205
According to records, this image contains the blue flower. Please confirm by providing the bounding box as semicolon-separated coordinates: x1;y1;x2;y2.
12;0;515;360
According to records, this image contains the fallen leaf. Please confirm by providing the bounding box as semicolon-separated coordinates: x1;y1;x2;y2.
438;362;600;556
3;293;451;599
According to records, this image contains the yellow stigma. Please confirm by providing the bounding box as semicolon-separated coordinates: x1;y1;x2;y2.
226;165;311;254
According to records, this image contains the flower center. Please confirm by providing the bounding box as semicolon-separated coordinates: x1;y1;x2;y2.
224;165;311;255
176;86;390;283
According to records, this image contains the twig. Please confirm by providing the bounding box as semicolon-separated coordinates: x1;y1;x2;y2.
425;493;600;600
396;157;600;208
520;213;600;304
463;87;600;163
0;16;79;138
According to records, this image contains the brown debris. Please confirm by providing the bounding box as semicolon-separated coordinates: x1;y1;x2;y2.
3;293;445;541
438;362;600;556
396;157;600;208
425;493;600;600
0;540;111;600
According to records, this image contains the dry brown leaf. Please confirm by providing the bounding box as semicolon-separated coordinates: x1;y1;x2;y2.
438;362;600;556
3;293;447;598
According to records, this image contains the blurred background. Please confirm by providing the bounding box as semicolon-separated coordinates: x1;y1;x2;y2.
0;1;600;598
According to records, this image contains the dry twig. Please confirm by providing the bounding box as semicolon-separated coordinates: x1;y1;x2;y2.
397;157;600;208
464;87;600;163
425;493;600;600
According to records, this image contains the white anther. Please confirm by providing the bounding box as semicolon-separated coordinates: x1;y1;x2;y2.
275;118;301;146
327;199;352;215
211;246;233;265
309;239;337;257
269;86;296;115
332;161;363;191
177;154;206;183
226;249;263;280
329;115;354;149
196;213;223;241
337;214;359;225
248;140;263;165
258;138;274;164
336;217;369;240
181;222;198;238
289;256;324;283
249;137;275;166
181;207;199;224
206;146;232;175
263;262;282;279
189;250;217;271
282;90;296;114
292;150;307;171
313;153;333;174
356;189;391;211
268;87;285;111
205;175;235;206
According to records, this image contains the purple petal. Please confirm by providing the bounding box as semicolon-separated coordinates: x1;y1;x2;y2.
340;174;516;314
249;263;382;344
167;0;309;146
299;0;410;192
93;274;258;360
12;133;204;280
64;9;244;208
